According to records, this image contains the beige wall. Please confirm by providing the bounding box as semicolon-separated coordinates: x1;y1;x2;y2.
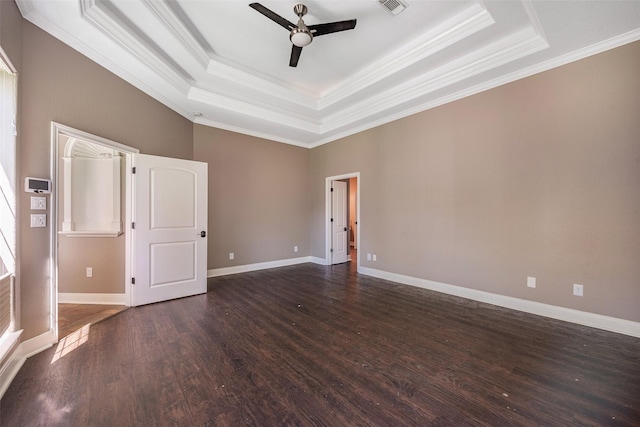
310;41;640;323
58;237;124;293
194;125;310;268
15;17;193;340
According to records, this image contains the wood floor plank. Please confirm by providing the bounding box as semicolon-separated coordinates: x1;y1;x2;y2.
2;262;639;426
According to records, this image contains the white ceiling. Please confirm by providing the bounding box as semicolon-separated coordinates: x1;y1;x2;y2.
16;0;640;148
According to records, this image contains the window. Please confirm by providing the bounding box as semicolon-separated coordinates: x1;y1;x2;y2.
0;47;17;345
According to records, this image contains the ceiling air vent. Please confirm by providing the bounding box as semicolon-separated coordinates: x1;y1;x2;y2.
378;0;407;16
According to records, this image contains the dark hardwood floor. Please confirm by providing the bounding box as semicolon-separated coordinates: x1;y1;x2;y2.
2;262;639;426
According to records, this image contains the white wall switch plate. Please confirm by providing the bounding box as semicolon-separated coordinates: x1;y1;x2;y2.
372;254;377;261
31;196;47;210
366;253;371;261
86;267;93;278
294;246;298;253
30;214;46;227
229;252;234;260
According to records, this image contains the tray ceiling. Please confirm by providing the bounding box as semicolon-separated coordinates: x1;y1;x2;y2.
16;0;640;148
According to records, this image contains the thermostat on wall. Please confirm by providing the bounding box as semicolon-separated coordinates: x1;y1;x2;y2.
24;177;52;194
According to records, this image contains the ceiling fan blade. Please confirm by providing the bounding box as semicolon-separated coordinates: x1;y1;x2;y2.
289;45;303;67
249;3;295;31
309;19;357;37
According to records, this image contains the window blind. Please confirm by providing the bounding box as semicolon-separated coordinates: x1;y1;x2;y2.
0;273;13;336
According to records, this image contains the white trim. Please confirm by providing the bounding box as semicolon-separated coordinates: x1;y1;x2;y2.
18;330;56;359
0;331;23;399
58;293;127;305
0;330;56;399
52;122;141;155
309;256;327;265
51;123;137;344
208;257;312;278
188;87;321;133
0;329;21;364
325;173;360;268
358;267;640;338
318;2;495;109
194;117;310;149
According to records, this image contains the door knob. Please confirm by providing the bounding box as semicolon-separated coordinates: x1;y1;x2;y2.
344;227;347;231
200;231;206;238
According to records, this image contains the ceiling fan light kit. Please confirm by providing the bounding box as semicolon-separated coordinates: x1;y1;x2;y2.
290;28;312;47
249;2;357;67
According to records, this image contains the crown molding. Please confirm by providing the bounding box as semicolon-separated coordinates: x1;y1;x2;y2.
195;117;310;148
322;26;548;133
80;0;191;90
206;58;319;109
142;0;211;68
317;1;494;110
188;87;321;133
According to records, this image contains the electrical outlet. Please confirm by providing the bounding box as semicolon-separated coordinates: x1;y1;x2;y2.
527;277;536;288
367;253;372;261
229;252;234;260
86;267;93;278
294;246;299;253
30;214;46;227
573;284;584;297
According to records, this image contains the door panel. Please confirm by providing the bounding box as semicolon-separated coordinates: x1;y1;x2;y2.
149;241;195;286
150;168;195;228
133;154;207;306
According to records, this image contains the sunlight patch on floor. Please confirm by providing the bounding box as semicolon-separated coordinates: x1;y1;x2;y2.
51;323;90;363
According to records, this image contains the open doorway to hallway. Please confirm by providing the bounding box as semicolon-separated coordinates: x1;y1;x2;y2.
325;173;359;267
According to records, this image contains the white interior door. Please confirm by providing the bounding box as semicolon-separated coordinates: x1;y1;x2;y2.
132;154;207;306
332;180;348;264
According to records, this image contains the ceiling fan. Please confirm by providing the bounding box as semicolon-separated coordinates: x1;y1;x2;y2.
249;3;357;67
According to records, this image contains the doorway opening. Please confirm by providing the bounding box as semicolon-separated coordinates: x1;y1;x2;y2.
51;123;138;341
325;173;359;268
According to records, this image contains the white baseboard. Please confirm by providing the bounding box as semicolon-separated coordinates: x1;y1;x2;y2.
310;256;327;265
0;330;22;399
208;256;313;277
0;346;23;400
359;266;640;338
58;293;126;305
0;330;56;399
19;330;57;358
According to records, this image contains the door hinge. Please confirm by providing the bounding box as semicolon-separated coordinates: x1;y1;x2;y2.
132;222;135;229
132;167;136;174
131;277;136;285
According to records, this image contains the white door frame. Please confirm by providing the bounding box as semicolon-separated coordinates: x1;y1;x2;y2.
50;122;138;341
325;172;360;268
